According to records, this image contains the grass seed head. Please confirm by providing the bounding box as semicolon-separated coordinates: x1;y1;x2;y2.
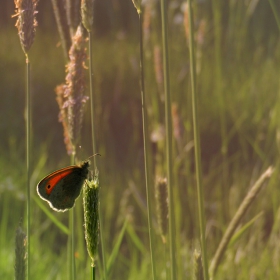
83;175;100;266
155;177;168;243
193;249;204;280
14;0;38;54
81;0;94;32
63;25;89;152
56;84;74;155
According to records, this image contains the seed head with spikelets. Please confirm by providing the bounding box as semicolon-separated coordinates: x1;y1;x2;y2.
83;174;100;266
193;249;203;280
14;0;38;54
81;0;94;32
58;25;89;154
56;84;74;155
155;177;168;243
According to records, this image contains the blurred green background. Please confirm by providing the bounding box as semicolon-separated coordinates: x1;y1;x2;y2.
2;0;280;279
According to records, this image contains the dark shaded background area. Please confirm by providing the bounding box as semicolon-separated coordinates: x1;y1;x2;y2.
1;0;280;172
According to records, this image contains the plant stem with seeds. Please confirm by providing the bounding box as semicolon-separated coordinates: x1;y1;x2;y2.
160;0;176;279
139;10;157;280
187;1;209;279
88;31;106;280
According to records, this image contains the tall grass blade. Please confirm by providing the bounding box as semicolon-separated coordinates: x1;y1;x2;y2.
138;5;157;279
13;1;39;277
228;211;264;248
33;196;70;234
187;1;209;279
160;0;176;278
81;1;106;277
106;219;128;276
14;225;26;280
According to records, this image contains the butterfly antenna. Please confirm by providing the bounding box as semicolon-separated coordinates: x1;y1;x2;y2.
88;153;101;159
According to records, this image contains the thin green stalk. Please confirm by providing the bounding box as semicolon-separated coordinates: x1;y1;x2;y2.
26;56;31;280
69;153;76;280
88;31;106;280
212;0;229;223
160;0;176;279
89;32;97;169
92;265;95;280
187;1;209;280
70;209;75;280
139;10;157;280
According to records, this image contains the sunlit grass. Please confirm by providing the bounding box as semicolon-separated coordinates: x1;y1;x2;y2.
1;1;280;279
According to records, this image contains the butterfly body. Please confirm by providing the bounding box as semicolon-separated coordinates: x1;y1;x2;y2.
37;161;89;212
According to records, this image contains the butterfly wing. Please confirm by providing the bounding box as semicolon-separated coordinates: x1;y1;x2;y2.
37;162;89;211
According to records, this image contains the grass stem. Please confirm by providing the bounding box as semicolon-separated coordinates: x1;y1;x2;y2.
26;56;31;280
139;10;157;280
160;0;176;279
88;31;107;280
187;1;209;279
92;265;95;280
69;153;76;280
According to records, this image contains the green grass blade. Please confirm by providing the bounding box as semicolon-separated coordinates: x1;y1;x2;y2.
228;211;264;248
187;1;209;279
33;196;69;235
106;219;128;276
160;0;176;278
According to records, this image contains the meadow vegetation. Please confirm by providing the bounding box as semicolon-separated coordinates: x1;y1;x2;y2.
1;0;280;279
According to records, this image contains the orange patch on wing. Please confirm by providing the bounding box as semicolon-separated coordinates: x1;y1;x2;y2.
45;168;74;195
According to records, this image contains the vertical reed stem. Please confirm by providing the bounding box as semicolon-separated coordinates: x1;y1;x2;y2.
88;32;97;168
160;0;176;279
187;1;209;279
91;265;95;280
88;31;106;280
69;153;76;280
26;56;31;280
139;10;157;280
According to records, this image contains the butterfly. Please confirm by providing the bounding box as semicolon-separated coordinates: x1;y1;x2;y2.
37;160;90;212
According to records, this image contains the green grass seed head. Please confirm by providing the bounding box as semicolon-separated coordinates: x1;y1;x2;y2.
83;175;99;266
14;0;38;54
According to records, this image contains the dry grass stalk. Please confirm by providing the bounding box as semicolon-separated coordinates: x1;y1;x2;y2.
51;0;71;60
153;45;164;98
209;166;275;278
155;177;168;243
